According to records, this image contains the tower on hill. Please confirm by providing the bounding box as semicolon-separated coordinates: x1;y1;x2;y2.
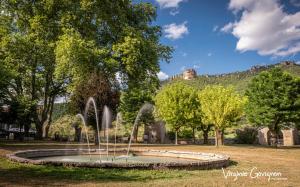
183;69;197;80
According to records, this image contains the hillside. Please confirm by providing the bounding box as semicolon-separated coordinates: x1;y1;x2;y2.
162;62;300;94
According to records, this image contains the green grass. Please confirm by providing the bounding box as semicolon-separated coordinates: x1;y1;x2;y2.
0;157;190;182
1;143;300;186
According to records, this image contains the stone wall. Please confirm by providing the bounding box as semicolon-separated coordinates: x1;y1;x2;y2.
258;127;299;146
258;127;269;145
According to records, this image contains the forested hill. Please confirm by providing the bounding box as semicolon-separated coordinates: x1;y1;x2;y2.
162;62;300;94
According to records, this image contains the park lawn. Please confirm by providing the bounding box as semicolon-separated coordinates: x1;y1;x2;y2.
0;142;299;187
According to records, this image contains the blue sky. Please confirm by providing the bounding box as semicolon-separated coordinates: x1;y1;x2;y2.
140;0;300;80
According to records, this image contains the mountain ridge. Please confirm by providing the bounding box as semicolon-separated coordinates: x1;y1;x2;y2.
162;61;300;93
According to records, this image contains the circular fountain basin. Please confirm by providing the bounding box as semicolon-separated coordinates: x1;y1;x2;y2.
7;149;230;169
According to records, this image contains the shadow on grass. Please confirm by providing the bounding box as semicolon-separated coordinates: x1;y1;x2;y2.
0;158;191;186
228;160;238;167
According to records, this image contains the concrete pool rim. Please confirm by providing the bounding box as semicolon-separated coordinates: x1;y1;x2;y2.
7;149;230;170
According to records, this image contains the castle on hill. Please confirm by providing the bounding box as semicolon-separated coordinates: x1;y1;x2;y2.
166;61;298;82
170;69;197;80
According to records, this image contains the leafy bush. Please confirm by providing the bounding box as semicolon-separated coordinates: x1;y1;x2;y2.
49;115;94;141
49;115;76;140
236;126;258;144
179;128;193;139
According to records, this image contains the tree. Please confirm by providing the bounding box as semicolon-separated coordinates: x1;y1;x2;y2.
185;92;202;144
70;71;119;144
198;85;246;146
1;0;171;139
53;1;172;140
1;1;68;138
245;68;300;145
54;2;172;92
155;82;199;145
119;88;153;125
118;87;154;142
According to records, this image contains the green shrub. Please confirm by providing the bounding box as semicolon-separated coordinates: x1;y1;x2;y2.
236;126;258;144
49;115;93;141
179;128;193;139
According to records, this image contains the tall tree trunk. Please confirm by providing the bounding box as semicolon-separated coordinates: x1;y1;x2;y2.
175;130;178;145
134;125;139;143
31;58;43;139
221;129;225;145
203;130;209;144
31;61;37;101
269;130;277;146
74;126;82;142
95;129;99;145
215;128;223;146
35;98;54;140
269;119;280;146
24;123;30;137
35;121;43;140
192;127;196;144
44;125;50;139
42;96;55;139
201;125;211;145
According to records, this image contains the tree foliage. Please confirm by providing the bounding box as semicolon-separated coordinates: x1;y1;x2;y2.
49;115;77;139
198;85;246;146
245;68;300;144
70;72;119;131
155;82;200;145
1;0;68;138
119;87;153;124
0;0;171;139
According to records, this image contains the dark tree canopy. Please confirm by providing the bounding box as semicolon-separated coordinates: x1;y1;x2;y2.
70;71;119;131
245;68;300;143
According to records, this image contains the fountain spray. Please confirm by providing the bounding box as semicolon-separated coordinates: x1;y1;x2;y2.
84;97;102;163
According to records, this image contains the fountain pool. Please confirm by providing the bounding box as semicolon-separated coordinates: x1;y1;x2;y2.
32;155;198;164
7;149;230;169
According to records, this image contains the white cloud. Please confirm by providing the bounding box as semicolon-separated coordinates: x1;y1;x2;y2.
223;0;300;57
164;21;189;40
228;0;256;12
208;52;212;57
170;9;180;16
221;22;235;33
296;61;300;64
275;43;300;56
156;0;187;9
180;66;186;71
157;71;169;80
213;25;219;32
